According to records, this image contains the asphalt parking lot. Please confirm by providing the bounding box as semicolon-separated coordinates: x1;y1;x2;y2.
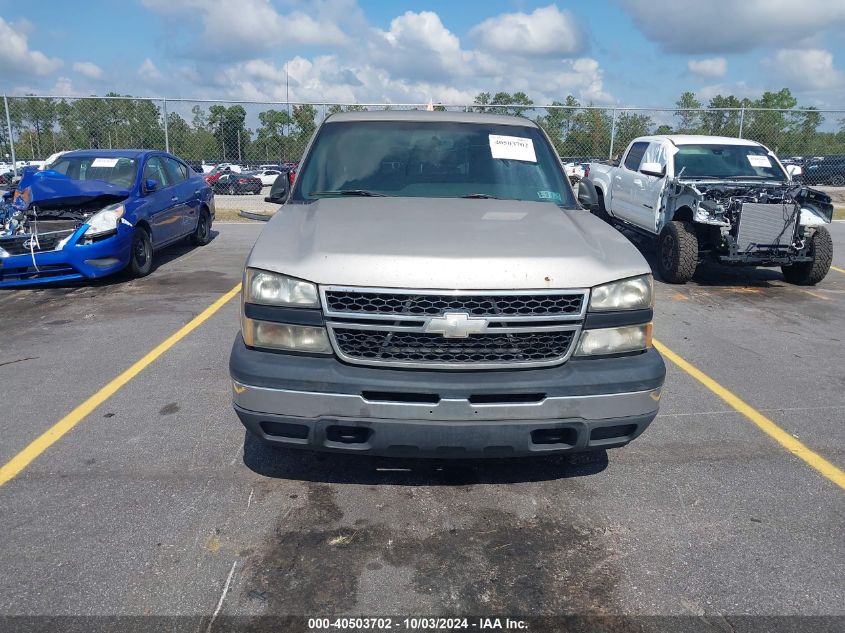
0;220;843;630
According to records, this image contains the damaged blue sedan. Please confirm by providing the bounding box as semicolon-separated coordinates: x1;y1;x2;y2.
0;150;214;287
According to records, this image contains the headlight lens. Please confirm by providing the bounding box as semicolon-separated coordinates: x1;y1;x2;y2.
242;317;331;354
575;323;653;357
590;274;653;311
84;203;125;237
245;268;319;307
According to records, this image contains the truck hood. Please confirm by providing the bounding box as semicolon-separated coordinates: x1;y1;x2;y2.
12;169;130;211
247;198;650;290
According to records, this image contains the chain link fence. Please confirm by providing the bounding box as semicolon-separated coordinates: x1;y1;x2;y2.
3;95;845;186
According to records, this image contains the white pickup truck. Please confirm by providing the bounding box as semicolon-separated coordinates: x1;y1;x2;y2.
585;135;834;284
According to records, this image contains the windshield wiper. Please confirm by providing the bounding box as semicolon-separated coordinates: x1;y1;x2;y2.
460;193;500;199
309;189;388;197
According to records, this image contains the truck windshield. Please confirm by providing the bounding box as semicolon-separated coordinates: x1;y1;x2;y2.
674;144;786;180
292;120;577;207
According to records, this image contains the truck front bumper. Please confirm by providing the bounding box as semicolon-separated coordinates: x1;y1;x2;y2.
230;334;666;458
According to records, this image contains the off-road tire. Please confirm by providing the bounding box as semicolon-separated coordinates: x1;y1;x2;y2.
781;226;833;286
658;221;698;284
190;209;212;246
128;227;153;278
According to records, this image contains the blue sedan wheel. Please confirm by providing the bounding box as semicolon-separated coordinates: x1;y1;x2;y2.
129;227;154;277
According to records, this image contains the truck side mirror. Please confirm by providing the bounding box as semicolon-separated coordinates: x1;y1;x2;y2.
265;173;290;204
577;179;598;210
640;162;665;178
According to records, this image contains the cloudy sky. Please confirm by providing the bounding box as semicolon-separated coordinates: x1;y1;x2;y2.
2;0;844;108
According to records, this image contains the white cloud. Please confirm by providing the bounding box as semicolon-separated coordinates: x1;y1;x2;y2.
141;0;350;59
696;81;758;101
0;17;63;77
766;48;845;91
688;58;727;78
139;58;163;83
620;0;845;53
371;11;475;82
73;61;103;79
471;5;584;57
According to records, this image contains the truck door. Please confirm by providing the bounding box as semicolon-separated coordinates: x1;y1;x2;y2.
626;141;669;233
611;141;649;226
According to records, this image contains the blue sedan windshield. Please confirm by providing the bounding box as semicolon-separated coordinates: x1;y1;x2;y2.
49;156;138;188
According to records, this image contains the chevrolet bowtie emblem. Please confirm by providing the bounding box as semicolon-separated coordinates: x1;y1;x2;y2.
423;312;488;338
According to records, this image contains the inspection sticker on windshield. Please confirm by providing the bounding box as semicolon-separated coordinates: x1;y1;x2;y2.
489;134;537;162
537;190;562;201
91;158;119;168
747;155;772;168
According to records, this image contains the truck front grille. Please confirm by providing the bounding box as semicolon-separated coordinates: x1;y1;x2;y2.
332;328;575;367
321;286;587;369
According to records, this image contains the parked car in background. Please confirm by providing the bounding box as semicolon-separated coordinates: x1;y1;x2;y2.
0;149;214;287
586;135;833;285
257;164;282;171
255;169;282;186
212;172;263;195
800;156;845;186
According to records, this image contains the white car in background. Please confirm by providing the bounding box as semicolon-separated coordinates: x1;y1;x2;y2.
255;168;282;186
563;161;587;180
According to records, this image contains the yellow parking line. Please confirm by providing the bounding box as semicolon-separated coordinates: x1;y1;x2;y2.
832;265;845;274
653;339;845;491
0;283;242;487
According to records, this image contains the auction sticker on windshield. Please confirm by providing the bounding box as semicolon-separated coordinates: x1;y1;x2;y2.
747;155;772;168
489;134;537;162
91;158;119;168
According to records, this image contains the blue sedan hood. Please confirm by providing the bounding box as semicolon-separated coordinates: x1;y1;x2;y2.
13;168;130;210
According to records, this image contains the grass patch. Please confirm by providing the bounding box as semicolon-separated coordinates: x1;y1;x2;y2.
833;206;845;220
214;207;274;222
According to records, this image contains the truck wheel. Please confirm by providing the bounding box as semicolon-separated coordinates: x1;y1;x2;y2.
592;191;612;224
781;226;833;286
658;221;698;284
190;208;212;246
831;174;845;186
128;227;154;278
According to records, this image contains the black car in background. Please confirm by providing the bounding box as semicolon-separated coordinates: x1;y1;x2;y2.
801;156;845;186
211;172;263;195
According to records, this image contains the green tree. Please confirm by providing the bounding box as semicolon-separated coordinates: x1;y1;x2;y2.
675;91;703;133
534;96;580;154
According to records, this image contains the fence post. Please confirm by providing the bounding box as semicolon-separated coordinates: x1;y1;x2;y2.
3;95;17;177
162;98;170;153
608;108;618;160
738;107;745;139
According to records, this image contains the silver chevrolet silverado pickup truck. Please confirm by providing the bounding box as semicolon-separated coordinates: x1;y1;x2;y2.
229;111;665;458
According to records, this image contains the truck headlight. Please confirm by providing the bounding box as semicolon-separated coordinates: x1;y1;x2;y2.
574;323;653;357
84;203;125;237
242;317;332;354
589;274;653;311
245;268;319;307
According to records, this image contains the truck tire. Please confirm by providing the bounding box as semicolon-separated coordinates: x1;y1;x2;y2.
657;221;698;284
781;226;833;286
592;190;612;224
